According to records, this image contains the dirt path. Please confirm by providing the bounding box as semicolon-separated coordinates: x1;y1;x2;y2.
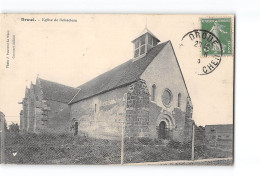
121;157;233;165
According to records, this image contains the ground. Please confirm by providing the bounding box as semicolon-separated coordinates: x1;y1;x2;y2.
1;133;233;165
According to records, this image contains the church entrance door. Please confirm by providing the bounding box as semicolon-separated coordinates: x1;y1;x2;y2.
158;121;167;139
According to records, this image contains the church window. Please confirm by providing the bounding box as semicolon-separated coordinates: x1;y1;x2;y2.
74;121;78;136
162;89;172;107
134;49;139;58
178;93;181;107
132;28;160;59
148;35;153;45
153;38;158;46
140;45;145;55
135;41;139;49
151;84;156;101
95;104;97;113
140;36;145;45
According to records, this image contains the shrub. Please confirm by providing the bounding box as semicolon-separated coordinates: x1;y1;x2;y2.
182;141;192;150
167;140;181;149
194;145;207;159
8;123;19;133
179;150;191;160
153;138;163;145
137;137;154;145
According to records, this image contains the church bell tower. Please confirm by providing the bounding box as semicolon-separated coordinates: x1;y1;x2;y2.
132;27;160;60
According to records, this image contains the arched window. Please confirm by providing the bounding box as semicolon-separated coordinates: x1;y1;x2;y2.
151;84;156;101
178;93;181;107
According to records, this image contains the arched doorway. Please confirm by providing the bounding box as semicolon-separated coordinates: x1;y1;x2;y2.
158;121;167;139
156;111;176;140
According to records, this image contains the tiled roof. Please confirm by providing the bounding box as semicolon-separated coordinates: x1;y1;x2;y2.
39;78;79;103
70;41;169;104
132;27;160;42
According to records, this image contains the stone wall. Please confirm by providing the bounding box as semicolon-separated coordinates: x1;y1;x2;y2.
148;104;192;142
70;79;193;142
139;42;194;142
21;89;29;133
148;102;162;139
140;42;190;113
183;113;194;142
70;86;128;140
27;87;36;133
35;99;71;134
172;108;186;142
205;125;233;149
20;82;72;134
43;100;71;133
125;80;150;138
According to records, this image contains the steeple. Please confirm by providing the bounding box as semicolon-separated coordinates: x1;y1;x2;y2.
132;27;160;60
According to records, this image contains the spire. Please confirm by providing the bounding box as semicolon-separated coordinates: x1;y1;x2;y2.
145;17;147;29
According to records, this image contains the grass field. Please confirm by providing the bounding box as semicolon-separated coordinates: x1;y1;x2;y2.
1;133;232;165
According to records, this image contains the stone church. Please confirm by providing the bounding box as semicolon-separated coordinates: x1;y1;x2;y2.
19;28;194;142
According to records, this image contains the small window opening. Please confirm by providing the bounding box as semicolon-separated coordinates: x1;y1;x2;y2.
74;122;78;136
95;104;97;113
151;84;156;101
178;93;181;107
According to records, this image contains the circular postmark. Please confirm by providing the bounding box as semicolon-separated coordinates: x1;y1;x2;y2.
181;29;223;75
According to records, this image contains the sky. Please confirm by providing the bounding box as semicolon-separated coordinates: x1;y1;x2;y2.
0;14;234;126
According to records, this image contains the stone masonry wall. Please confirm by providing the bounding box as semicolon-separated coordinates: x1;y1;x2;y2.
148;102;162;139
42;100;71;133
34;99;71;134
125;80;150;139
27;88;36;133
20;99;28;133
20;81;72;134
70;86;128;140
148;102;193;142
172;108;192;142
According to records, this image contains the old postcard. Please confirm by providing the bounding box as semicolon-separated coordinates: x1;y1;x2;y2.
0;14;234;165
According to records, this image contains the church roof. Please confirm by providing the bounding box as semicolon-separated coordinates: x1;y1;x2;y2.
38;78;80;103
69;41;169;104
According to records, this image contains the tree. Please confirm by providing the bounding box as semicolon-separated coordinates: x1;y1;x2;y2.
0;116;8;132
8;123;19;133
4;120;8;132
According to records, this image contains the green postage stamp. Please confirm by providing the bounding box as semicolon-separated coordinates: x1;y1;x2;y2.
201;18;232;56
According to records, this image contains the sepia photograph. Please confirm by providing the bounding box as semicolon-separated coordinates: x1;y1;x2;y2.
0;14;234;165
